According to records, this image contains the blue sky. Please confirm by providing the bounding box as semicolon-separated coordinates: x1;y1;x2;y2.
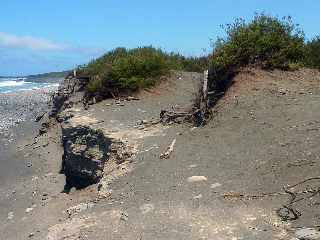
0;0;319;75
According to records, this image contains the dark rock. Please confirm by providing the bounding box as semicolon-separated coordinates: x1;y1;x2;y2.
28;232;35;238
49;76;89;118
120;211;129;221
56;111;75;123
61;124;112;191
35;112;46;122
39;127;47;135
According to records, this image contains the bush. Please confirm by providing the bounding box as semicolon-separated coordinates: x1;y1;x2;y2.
111;47;170;89
83;46;209;97
208;13;306;94
304;37;320;69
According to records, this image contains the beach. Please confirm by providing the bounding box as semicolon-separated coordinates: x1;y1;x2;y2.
0;84;68;239
0;86;58;189
0;89;54;134
1;69;320;239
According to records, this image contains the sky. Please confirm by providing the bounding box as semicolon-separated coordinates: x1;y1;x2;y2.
0;0;319;76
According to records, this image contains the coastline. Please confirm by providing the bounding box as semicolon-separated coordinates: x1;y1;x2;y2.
0;87;57;134
1;69;320;239
0;86;67;239
0;87;58;187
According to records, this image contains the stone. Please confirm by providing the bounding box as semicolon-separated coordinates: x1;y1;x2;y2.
39;126;48;135
295;228;320;240
28;232;35;238
278;88;288;95
61;124;112;189
7;212;14;220
193;194;203;199
187;176;208;183
210;183;222;189
25;207;34;213
49;75;88;118
66;202;95;216
126;96;140;101
120;211;128;221
140;204;154;214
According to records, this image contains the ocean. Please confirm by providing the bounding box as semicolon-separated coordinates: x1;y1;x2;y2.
0;77;61;133
0;77;60;93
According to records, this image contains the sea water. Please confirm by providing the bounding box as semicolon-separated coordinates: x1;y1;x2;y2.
0;77;60;133
0;77;59;93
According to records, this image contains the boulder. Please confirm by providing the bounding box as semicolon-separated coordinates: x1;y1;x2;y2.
61;124;111;190
49;76;89;118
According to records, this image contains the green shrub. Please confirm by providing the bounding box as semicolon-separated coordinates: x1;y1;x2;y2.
83;46;209;97
304;37;320;69
111;47;170;89
208;13;306;94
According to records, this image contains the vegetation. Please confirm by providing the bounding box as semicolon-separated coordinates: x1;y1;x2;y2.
208;13;306;92
80;47;208;97
206;13;320;97
304;37;320;69
26;71;70;82
80;13;320;100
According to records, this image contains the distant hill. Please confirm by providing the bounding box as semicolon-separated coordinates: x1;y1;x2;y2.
26;71;70;83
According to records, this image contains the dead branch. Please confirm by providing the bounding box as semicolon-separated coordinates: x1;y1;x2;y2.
160;139;176;159
276;177;320;221
286;177;320;189
159;70;212;126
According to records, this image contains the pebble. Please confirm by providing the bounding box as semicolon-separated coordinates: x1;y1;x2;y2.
140;204;154;214
0;90;54;133
187;176;208;183
295;228;320;240
193;194;203;199
25;207;34;213
66;202;95;216
7;212;14;220
24;152;32;157
188;164;198;168
120;211;129;221
210;183;222;189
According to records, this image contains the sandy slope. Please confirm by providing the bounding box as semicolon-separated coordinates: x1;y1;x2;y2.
1;69;320;240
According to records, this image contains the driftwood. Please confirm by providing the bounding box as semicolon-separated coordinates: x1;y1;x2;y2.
160;110;193;124
277;176;320;221
160;139;176;159
160;70;212;126
221;176;320;221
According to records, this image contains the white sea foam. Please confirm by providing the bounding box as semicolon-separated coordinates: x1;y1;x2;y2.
0;78;59;93
0;80;27;87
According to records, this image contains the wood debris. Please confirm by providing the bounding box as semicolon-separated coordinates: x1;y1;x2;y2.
160;138;176;159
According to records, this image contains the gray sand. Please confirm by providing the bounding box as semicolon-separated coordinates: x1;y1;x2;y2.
0;88;57;189
1;70;320;239
0;88;55;134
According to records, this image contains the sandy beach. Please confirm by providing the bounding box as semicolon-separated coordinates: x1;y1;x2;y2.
0;88;56;134
1;69;320;240
0;87;59;188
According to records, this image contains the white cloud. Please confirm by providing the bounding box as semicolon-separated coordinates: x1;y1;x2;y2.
0;32;67;51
